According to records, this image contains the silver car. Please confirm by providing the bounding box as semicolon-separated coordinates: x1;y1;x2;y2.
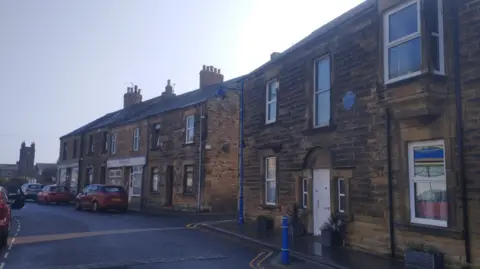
21;183;44;200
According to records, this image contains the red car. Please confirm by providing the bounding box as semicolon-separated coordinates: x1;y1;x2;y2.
37;185;73;204
0;187;12;248
75;184;128;213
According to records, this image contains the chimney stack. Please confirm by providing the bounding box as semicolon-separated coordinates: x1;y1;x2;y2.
199;64;224;88
270;52;281;61
123;84;143;108
161;79;176;98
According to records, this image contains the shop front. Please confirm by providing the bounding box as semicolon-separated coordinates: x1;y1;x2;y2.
57;161;79;194
106;157;145;209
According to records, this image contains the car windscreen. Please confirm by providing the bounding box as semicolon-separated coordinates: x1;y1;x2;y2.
50;186;69;192
102;186;125;193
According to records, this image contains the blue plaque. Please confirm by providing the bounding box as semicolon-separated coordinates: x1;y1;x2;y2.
343;91;355;110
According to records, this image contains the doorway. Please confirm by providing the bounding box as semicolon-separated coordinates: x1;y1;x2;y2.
313;169;331;236
165;166;174;206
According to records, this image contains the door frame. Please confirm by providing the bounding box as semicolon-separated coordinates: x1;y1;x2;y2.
312;169;331;236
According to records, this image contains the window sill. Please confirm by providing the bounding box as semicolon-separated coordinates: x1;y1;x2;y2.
265;120;277;126
257;204;281;211
384;71;447;89
183;142;195;147
183;192;195;197
394;221;463;239
301;124;336;136
336;212;353;222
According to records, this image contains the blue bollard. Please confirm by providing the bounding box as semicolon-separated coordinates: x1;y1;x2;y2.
281;215;290;264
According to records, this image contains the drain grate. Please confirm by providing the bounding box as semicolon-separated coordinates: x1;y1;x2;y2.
41;254;229;269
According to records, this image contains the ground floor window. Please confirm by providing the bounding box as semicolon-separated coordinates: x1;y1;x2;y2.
183;165;194;194
59;168;67;185
408;140;447;227
302;177;308;208
151;168;159;192
70;167;78;194
265;157;277;205
109;169;122;186
88;168;94;184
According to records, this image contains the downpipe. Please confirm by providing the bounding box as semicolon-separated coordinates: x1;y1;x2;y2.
197;103;205;212
385;108;396;257
452;1;471;263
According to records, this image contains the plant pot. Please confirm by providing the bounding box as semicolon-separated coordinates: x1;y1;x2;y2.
405;249;444;269
320;229;342;247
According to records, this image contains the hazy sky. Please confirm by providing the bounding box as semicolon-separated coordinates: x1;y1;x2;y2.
0;0;363;164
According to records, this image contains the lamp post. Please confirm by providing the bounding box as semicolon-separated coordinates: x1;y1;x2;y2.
216;78;245;225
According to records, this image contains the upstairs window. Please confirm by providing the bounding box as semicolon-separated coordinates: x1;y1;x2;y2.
313;56;331;127
111;134;117;154
73;139;77;157
384;0;444;83
62;141;68;160
89;135;94;153
102;132;108;152
152;123;161;149
265;80;278;124
132;128;140;151
185;116;194;144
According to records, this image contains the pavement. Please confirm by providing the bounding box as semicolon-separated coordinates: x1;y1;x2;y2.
0;201;311;269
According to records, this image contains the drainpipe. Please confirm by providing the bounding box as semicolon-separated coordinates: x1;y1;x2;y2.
197;103;205;212
142;123;151;210
385;108;395;257
452;1;471;263
77;133;85;194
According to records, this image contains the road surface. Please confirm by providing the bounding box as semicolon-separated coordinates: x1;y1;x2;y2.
2;202;281;269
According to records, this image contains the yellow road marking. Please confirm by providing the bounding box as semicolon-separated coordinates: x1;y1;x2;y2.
249;251;265;268
12;227;185;245
257;251;274;269
186;223;198;228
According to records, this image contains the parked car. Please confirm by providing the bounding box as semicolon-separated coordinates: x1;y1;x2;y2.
21;183;44;200
75;184;128;213
0;186;23;248
6;186;25;209
37;185;73;205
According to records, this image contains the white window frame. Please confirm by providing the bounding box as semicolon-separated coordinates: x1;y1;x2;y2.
383;0;445;84
265;157;277;205
408;139;447;227
302;178;308;208
151;168;159;192
265;80;278;124
337;178;345;213
313;55;331;128
132;128;140;151
111;134;117;154
185;115;195;144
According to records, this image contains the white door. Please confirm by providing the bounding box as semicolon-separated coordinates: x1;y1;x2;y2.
128;166;143;202
313;169;331;236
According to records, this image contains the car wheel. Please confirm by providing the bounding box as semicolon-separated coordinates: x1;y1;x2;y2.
0;230;7;248
92;201;100;213
75;200;82;211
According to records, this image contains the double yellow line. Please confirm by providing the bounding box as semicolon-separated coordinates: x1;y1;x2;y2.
186;223;198;228
249;251;274;269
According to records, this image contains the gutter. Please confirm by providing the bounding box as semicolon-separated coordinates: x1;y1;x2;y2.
452;1;471;263
385;108;395;257
197;103;206;212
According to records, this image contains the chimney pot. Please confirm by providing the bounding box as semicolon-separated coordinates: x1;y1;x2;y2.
218;69;221;74
213;68;217;73
203;65;206;70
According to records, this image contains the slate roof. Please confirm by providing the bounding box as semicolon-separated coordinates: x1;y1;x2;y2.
61;75;244;139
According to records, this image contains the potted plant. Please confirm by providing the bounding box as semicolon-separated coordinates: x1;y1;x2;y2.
320;214;345;247
405;243;444;269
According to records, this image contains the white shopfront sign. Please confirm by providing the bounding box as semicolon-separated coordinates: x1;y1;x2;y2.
107;156;146;168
